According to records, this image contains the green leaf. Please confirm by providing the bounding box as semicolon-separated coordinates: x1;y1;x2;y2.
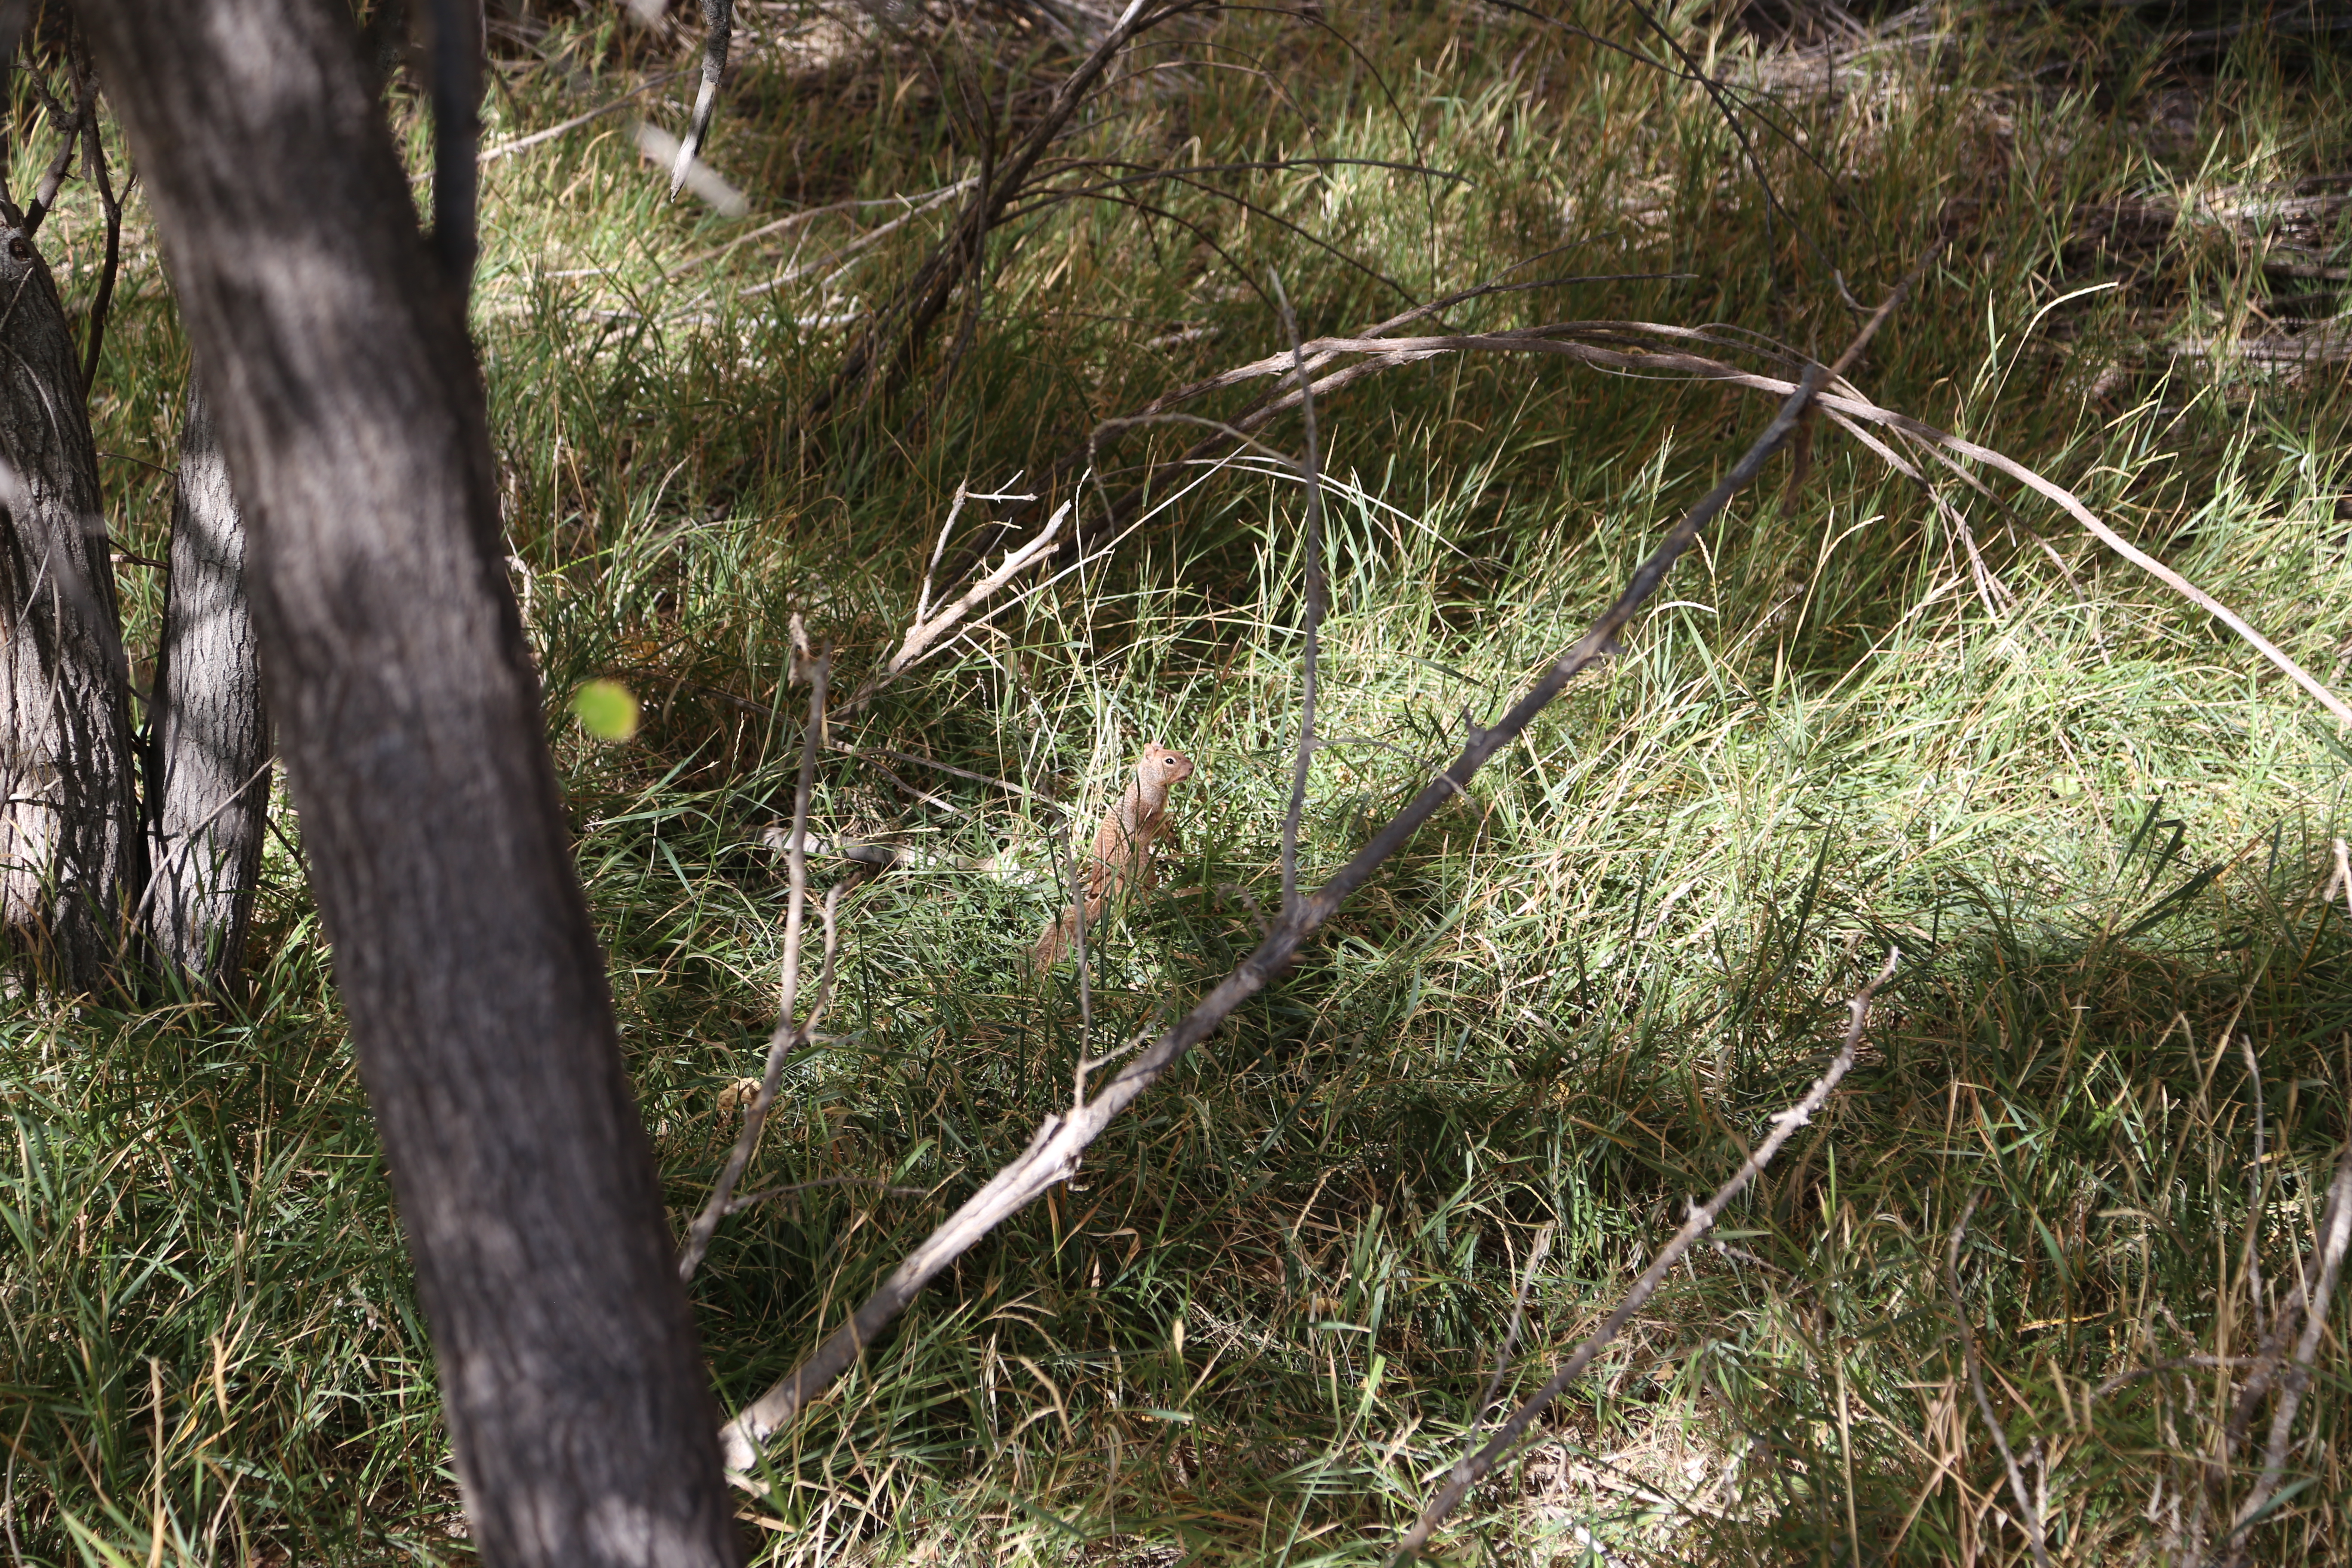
571;679;640;742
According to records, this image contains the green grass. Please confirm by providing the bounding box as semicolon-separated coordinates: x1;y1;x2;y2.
7;1;2352;1562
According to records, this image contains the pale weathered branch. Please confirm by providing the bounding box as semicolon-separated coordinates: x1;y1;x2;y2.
1947;1191;2051;1568
1271;270;1324;918
1090;317;2352;729
714;285;1918;1475
2219;1139;2352;1566
841;496;1071;713
1388;949;1899;1562
680;646;840;1283
667;0;733;202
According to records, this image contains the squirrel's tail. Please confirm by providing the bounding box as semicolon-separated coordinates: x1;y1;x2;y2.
1030;904;1082;970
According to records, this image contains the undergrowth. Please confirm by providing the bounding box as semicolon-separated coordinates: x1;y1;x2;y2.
6;1;2352;1563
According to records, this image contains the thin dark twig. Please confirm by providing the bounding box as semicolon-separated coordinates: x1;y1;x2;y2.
76;80;119;397
678;649;840;1283
2219;1139;2352;1565
1467;1223;1553;1436
713;282;1922;1475
1947;1191;2051;1568
1390;950;1900;1562
725;1175;928;1213
1271;268;1323;916
21;48;92;236
803;0;1207;426
2243;1036;2267;1343
669;0;735;201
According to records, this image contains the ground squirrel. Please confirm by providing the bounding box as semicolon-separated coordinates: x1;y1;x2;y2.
1032;742;1195;969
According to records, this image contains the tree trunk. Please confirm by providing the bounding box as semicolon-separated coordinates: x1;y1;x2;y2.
0;203;141;993
148;380;270;992
78;6;745;1565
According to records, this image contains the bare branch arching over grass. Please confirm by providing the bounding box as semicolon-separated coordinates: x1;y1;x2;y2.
716;282;1918;1471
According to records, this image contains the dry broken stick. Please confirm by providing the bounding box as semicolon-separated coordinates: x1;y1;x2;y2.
712;284;1915;1475
677;646;844;1283
668;0;733;202
2218;1138;2352;1567
840;491;1072;714
1387;949;1899;1563
1066;315;2352;730
1946;1191;2051;1568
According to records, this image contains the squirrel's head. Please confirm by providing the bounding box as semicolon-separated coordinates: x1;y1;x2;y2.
1140;743;1196;787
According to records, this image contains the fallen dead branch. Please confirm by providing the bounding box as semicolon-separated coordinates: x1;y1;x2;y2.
2217;1138;2352;1568
1946;1191;2052;1568
713;279;1917;1475
472;67;692;168
1388;949;1899;1563
1064;314;2352;728
839;485;1068;714
678;640;843;1283
669;0;735;202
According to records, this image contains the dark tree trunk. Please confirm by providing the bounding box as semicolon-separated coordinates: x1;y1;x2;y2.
148;380;270;993
78;6;745;1565
0;203;142;992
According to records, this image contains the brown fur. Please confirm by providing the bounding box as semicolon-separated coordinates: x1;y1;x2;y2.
1032;742;1195;969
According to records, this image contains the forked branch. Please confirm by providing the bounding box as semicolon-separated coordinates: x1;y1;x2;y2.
678;645;843;1283
713;282;1918;1474
1387;949;1899;1562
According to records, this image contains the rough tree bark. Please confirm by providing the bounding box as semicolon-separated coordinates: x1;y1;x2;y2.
0;201;142;992
79;5;745;1565
147;381;270;992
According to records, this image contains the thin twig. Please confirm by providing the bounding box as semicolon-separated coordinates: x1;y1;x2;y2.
1074;312;2352;728
724;1175;928;1213
1467;1224;1554;1441
1390;950;1900;1562
714;286;1919;1475
803;0;1204;426
664;179;976;279
75;65;120;396
1947;1191;2051;1568
2220;1139;2352;1565
2243;1037;2267;1344
1271;269;1324;916
21;47;92;237
471;67;690;168
668;0;734;202
842;498;1072;714
677;649;841;1283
